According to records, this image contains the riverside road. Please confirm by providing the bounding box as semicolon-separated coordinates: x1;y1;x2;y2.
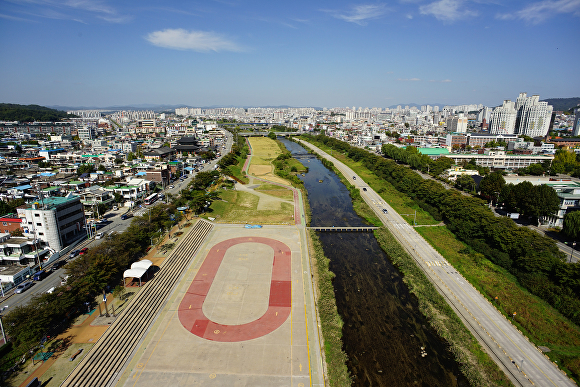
297;139;575;387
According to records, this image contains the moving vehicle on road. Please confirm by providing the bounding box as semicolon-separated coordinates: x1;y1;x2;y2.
33;270;48;281
382;208;388;214
51;261;65;271
79;248;89;255
120;213;133;220
15;282;33;294
69;249;81;258
95;232;104;239
144;193;158;205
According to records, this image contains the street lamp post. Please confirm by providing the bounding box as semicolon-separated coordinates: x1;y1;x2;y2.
568;241;576;263
0;313;6;345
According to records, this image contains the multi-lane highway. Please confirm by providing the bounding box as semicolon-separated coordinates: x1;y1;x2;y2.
298;139;575;387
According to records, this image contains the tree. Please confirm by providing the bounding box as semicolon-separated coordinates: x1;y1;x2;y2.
114;192;123;203
10;228;24;237
456;174;476;192
127;152;136;161
563;211;580;239
529;184;561;224
77;163;95;175
479;171;505;203
268;131;277;140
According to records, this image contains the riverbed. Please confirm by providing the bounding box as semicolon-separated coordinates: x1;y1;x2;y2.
280;138;469;387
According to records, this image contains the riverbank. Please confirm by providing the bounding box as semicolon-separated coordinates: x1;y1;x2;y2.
300;136;513;387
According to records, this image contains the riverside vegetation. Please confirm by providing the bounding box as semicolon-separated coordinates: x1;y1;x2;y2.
301;133;580;383
299;136;515;386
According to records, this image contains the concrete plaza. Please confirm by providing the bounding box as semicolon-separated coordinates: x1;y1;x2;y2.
118;224;324;387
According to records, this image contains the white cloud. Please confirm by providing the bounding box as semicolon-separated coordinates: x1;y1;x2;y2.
328;4;389;25
419;0;477;22
146;29;243;52
398;78;421;81
496;0;580;23
8;0;130;23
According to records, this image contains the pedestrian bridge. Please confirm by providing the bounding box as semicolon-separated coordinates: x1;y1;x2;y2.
307;226;380;232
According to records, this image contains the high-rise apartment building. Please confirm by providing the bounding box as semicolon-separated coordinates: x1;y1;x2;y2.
574;106;580;136
489;100;517;134
446;113;468;133
514;92;553;137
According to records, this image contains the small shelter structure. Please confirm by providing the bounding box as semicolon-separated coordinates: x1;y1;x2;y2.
123;259;153;287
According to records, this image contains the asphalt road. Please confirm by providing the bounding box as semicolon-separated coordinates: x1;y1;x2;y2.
298;139;575;387
1;132;235;317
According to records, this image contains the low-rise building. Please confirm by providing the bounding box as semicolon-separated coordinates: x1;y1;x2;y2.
17;196;86;251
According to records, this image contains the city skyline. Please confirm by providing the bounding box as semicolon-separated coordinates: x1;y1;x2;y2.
1;0;579;108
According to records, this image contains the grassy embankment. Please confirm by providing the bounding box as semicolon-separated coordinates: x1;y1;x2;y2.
416;226;580;382
309;231;351;387
268;137;351;386
210;136;352;385
302;137;514;387
304;138;580;383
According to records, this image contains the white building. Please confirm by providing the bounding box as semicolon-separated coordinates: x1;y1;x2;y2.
489;100;517;134
16;196;86;251
78;126;96;140
515;93;553;137
446;113;468;133
573;106;580;136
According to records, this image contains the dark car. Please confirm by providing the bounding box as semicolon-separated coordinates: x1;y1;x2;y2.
51;261;65;271
120;213;133;220
362;187;367;191
382;208;388;214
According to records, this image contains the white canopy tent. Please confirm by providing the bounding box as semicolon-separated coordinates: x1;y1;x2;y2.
123;260;153;287
131;259;152;270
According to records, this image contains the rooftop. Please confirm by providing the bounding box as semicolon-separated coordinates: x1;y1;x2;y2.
21;195;79;210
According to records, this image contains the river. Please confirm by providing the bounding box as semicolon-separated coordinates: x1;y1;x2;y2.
280;138;469;387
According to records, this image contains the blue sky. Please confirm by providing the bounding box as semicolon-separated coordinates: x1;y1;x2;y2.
1;0;579;108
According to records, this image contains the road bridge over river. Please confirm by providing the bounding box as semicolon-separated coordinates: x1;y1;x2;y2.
297;139;576;387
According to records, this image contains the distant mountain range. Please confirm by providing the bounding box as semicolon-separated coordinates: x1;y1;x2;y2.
541;98;580;112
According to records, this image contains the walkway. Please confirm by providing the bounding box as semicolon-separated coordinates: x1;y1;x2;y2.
298;138;576;387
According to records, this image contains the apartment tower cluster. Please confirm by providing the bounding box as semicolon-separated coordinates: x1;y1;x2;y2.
489;92;553;137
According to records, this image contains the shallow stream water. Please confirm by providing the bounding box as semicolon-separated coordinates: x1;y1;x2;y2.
280;138;470;387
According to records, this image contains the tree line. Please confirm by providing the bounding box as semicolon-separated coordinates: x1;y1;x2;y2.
3;204;182;358
0;103;77;122
305;134;580;325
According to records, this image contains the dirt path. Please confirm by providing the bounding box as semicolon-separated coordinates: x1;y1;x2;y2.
234;180;293;211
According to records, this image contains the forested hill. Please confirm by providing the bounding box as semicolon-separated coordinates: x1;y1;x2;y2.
0;103;77;122
541;97;580;112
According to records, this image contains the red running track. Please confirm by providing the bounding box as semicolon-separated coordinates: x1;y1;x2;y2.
178;237;292;342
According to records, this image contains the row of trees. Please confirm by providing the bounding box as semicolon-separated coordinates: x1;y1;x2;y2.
172;171;221;214
479;171;561;223
3;204;182;356
0;103;76;122
306;134;580;325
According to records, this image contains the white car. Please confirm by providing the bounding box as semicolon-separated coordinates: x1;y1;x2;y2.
95;232;104;239
15;282;33;294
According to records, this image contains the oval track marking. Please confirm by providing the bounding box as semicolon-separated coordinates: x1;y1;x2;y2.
178;237;292;342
